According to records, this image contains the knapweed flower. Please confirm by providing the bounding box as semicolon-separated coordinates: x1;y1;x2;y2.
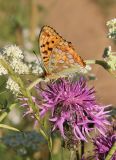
93;128;116;160
38;78;110;145
107;18;116;40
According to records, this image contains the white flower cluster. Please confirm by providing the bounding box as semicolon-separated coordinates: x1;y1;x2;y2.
104;46;116;71
6;77;20;94
0;64;8;75
1;45;29;74
0;52;7;75
10;59;29;74
3;45;24;59
0;45;30;94
106;18;116;40
107;46;112;55
28;61;43;75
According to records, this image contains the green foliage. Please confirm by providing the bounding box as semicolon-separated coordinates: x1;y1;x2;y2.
0;143;22;160
0;0;30;44
1;131;46;156
94;0;116;8
0;76;14;111
93;0;116;15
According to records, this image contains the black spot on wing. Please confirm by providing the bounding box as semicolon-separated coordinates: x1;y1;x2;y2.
43;50;48;54
46;42;49;45
41;44;45;48
48;47;53;51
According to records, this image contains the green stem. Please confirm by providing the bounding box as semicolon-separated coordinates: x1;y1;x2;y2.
48;136;53;160
69;150;75;160
76;150;79;160
27;78;43;91
61;147;64;160
86;59;110;70
105;142;116;160
0;59;39;113
0;103;17;122
86;59;116;77
81;140;84;158
85;60;96;64
0;59;53;155
27;77;50;91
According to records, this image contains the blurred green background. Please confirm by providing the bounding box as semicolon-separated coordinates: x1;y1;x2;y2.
0;0;116;160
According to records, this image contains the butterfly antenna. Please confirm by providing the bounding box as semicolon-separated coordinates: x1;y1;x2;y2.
33;50;46;76
33;50;40;62
33;50;43;67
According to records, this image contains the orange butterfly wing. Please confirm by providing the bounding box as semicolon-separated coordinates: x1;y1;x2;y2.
39;26;86;74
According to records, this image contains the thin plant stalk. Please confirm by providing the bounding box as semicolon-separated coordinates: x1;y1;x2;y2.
69;150;75;160
105;142;116;160
61;147;64;160
81;140;85;159
76;150;80;160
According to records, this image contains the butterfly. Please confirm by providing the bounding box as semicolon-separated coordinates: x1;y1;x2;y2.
38;25;86;77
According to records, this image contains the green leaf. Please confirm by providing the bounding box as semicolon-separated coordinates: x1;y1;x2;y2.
0;124;20;131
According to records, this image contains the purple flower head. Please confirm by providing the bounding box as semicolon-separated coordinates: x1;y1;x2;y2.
93;127;116;160
39;78;110;143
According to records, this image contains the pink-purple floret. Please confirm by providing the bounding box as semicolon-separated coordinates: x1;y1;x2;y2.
93;130;116;160
39;78;110;141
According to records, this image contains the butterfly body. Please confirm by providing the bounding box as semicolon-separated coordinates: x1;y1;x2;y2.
38;25;86;76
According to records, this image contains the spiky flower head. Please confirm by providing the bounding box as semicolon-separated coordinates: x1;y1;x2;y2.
93;127;116;160
38;78;110;146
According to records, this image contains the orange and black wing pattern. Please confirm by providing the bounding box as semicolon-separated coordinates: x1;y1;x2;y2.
39;26;86;74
